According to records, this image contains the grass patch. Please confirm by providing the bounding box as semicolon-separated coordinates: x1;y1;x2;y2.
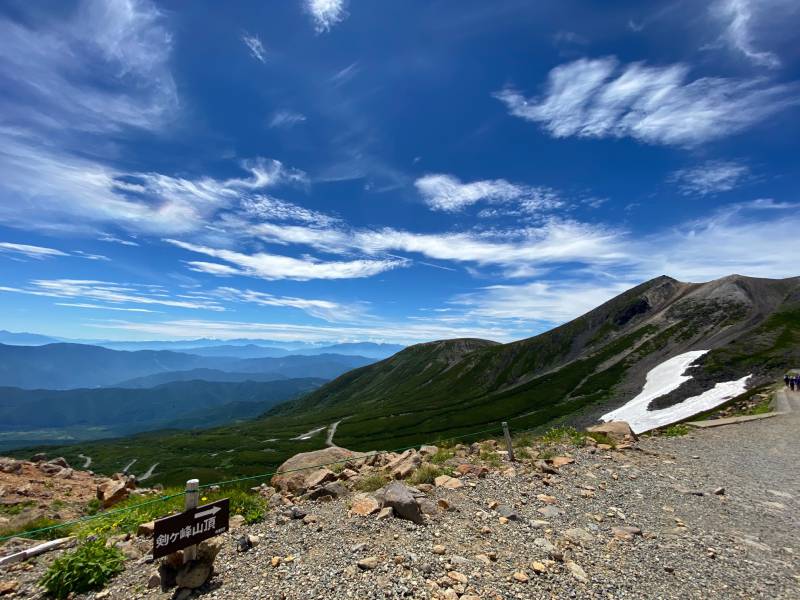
585;431;616;447
354;473;388;492
40;539;124;599
480;450;501;467
409;464;445;485
538;448;556;460
0;517;66;541
515;447;532;460
428;448;455;465
659;424;691;437
511;432;534;448
540;426;586;446
0;501;35;516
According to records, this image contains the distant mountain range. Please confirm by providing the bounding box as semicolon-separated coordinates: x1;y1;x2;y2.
0;343;375;389
28;274;798;485
0;332;405;360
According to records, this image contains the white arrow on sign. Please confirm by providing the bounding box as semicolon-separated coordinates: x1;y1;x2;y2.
194;505;222;520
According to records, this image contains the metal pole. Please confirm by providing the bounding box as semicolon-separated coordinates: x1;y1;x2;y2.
503;421;516;462
184;479;199;563
502;422;515;462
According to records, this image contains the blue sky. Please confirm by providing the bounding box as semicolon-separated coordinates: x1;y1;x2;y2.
0;0;798;344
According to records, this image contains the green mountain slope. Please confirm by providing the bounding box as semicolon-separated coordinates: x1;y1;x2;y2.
25;275;799;486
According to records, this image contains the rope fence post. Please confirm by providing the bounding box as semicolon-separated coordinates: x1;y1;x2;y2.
183;478;199;563
502;421;515;462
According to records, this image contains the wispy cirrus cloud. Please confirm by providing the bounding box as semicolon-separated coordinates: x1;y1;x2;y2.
241;33;266;63
669;160;750;196
494;57;798;146
268;110;307;128
303;0;348;33
711;0;782;69
414;174;561;214
0;0;176;135
0;242;69;259
0;279;225;312
212;287;365;322
166;239;409;281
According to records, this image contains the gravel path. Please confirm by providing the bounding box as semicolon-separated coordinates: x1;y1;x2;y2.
3;393;799;599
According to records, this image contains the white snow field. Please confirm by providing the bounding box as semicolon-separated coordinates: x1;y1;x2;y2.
601;350;751;433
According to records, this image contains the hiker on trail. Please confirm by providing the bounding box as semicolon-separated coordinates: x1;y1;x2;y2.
786;374;792;388
791;376;798;392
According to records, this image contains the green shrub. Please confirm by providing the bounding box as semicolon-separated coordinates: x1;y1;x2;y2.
40;539;124;599
409;464;444;485
515;447;532;460
354;473;388;492
512;432;534;448
538;448;555;460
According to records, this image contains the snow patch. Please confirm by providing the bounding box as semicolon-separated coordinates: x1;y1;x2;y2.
602;350;751;433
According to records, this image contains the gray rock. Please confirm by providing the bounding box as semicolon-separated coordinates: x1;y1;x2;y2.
382;481;424;524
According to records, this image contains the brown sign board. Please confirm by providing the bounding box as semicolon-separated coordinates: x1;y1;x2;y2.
152;498;229;559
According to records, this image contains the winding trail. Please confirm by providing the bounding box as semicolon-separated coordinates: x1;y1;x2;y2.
325;420;342;447
122;459;137;474
77;454;92;469
137;463;159;482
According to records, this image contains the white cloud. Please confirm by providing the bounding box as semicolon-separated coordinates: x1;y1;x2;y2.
269;110;307;128
304;0;348;33
414;174;561;213
166;239;409;281
669;160;750;196
494;57;798;146
0;242;69;259
241;33;266;63
712;0;780;69
0;279;225;312
73;250;111;261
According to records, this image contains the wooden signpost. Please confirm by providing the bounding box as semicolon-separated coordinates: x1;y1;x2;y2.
152;490;229;560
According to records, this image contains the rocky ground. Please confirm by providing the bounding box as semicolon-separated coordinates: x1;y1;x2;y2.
1;393;799;600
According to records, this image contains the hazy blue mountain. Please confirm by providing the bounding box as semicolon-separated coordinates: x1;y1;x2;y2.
0;330;60;345
231;354;374;379
302;343;405;359
115;369;289;388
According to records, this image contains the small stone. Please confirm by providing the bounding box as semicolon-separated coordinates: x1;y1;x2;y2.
551;456;574;468
357;557;378;570
437;498;452;511
498;516;509;524
566;561;588;582
137;520;155;537
564;528;594;546
434;475;463;489
351;493;381;516
447;571;468;584
531;561;547;574
175;561;212;589
433;544;446;555
376;506;393;520
496;505;519;520
536;494;557;504
612;526;642;541
0;581;19;596
271;556;282;567
146;571;161;589
229;514;246;530
513;571;529;582
713;487;725;495
302;514;318;525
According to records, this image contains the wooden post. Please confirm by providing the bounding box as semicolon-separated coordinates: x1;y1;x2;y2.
502;422;515;462
183;478;199;563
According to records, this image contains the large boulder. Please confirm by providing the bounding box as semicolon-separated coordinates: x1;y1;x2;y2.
97;479;129;508
272;447;356;494
587;421;638;442
380;481;424;524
